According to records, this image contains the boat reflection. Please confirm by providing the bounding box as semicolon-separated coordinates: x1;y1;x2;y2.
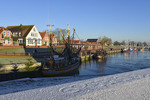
79;57;107;76
96;57;107;75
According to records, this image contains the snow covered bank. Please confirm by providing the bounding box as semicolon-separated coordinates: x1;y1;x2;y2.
1;68;150;100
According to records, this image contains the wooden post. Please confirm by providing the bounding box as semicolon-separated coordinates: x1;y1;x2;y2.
89;51;91;60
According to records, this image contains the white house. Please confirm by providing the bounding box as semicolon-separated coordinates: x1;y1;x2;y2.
26;25;42;46
7;24;42;46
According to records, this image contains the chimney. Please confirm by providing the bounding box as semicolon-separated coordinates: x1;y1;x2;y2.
20;24;22;27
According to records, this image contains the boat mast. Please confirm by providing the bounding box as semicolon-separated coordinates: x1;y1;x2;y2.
67;24;70;45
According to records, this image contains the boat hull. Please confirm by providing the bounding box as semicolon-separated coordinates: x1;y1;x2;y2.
97;56;104;59
42;61;80;77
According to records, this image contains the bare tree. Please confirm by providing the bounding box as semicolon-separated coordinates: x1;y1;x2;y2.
120;40;126;46
137;42;142;46
114;41;120;46
99;36;112;48
52;28;68;44
143;41;147;46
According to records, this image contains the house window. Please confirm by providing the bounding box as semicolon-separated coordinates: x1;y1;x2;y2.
28;40;33;44
5;40;8;44
8;40;10;44
2;34;4;38
4;32;6;36
19;32;22;37
18;39;23;44
7;32;10;36
31;33;34;36
13;32;18;37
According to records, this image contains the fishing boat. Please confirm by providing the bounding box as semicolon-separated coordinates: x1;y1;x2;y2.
42;56;80;76
42;25;81;76
94;49;107;59
134;48;138;51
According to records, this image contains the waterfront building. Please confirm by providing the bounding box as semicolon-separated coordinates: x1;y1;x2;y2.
40;31;50;46
7;24;42;46
0;27;13;46
87;39;99;44
65;40;82;49
48;33;57;46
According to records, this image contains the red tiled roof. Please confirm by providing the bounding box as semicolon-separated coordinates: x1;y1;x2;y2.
81;41;89;44
40;32;46;38
65;40;81;44
0;27;9;33
73;40;81;44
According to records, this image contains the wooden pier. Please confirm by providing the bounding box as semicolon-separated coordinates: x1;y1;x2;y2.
106;49;121;54
80;53;94;62
80;49;122;62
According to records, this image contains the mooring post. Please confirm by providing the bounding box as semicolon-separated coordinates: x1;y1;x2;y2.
85;52;87;61
89;50;91;60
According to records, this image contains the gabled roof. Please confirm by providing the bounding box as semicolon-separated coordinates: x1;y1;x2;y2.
7;25;34;37
40;32;46;38
0;27;9;33
87;39;98;42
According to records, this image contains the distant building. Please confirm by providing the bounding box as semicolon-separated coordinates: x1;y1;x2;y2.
48;34;57;46
0;27;13;46
86;39;99;44
40;31;50;46
7;24;42;46
66;40;82;49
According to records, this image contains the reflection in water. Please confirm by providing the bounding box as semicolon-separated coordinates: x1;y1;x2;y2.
79;51;150;76
96;58;107;75
79;58;107;76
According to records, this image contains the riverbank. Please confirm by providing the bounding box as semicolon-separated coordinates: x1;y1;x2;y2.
0;68;150;100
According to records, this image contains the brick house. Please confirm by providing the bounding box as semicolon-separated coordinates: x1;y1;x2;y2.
40;31;50;46
48;34;57;46
0;27;13;46
40;31;57;46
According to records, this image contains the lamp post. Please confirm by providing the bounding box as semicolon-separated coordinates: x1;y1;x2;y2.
47;24;54;46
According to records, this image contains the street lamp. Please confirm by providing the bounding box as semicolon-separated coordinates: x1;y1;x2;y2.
47;24;54;46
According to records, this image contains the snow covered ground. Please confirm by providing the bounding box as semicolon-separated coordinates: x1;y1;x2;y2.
0;68;150;100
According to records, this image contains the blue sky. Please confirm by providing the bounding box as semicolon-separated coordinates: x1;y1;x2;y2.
0;0;150;42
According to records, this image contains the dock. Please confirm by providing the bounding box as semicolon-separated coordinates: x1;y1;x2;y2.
80;49;122;62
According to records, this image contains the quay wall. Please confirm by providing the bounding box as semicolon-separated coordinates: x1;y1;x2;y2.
80;49;121;62
0;63;41;74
